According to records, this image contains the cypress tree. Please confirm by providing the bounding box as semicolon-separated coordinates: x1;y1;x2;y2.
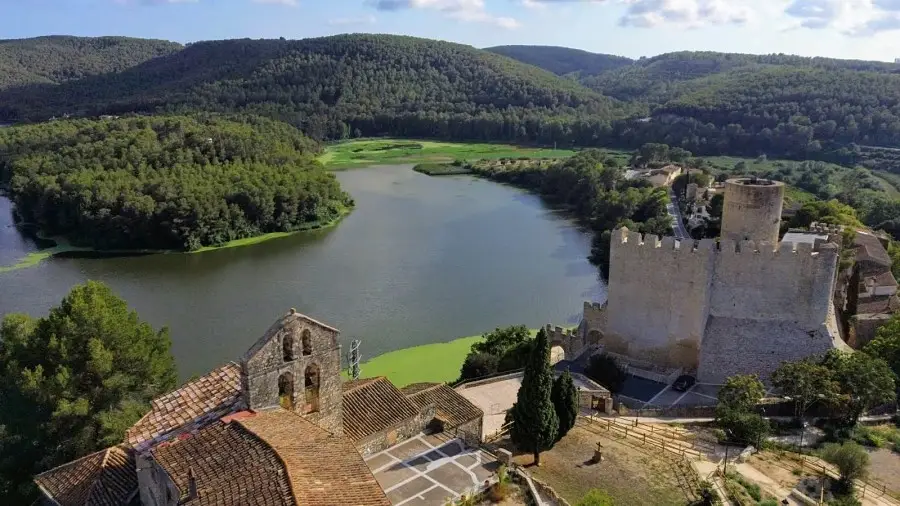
509;328;559;465
552;369;579;441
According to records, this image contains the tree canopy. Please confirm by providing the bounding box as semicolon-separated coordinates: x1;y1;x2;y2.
0;114;351;250
0;35;181;91
0;281;176;503
509;327;559;465
8;35;900;169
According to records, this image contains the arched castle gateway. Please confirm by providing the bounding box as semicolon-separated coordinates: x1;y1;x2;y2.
573;178;847;384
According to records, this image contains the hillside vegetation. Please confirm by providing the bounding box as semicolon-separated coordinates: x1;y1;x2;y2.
485;45;633;77
496;47;900;164
4;36;900;169
0;115;351;251
0;35;181;90
0;35;626;144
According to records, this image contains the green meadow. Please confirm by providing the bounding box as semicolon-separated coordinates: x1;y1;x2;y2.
319;138;576;170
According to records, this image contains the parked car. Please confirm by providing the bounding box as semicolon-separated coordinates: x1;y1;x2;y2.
672;375;696;392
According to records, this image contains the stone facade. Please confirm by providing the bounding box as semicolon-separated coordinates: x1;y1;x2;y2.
240;310;344;435
602;228;839;382
355;407;435;457
721;178;784;245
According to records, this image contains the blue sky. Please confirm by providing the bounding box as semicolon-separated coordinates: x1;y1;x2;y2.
4;0;900;61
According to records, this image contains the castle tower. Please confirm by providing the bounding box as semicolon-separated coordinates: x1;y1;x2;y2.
240;309;344;435
721;178;785;246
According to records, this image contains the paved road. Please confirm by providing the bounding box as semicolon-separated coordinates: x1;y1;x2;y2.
667;189;689;239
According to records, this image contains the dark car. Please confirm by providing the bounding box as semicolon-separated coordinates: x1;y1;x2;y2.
672;375;696;392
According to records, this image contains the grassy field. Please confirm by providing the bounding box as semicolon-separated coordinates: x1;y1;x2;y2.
351;328;546;387
319;139;576;170
871;170;900;197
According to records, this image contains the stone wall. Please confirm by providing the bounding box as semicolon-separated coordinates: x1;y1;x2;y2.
354;406;434;457
850;314;891;349
604;227;839;378
710;240;838;326
606;229;715;370
240;311;344;435
135;454;179;506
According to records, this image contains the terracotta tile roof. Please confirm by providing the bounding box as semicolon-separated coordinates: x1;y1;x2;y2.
854;232;892;267
34;446;136;506
126;363;243;448
874;270;898;288
342;377;420;442
240;410;390;506
399;382;441;396
151;418;294;506
402;383;483;429
857;295;900;315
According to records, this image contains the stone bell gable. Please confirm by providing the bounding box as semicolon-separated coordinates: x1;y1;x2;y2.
240;309;344;434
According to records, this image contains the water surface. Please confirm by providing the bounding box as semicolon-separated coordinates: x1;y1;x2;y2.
0;165;606;380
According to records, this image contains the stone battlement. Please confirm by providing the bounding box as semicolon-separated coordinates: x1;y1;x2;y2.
612;227;837;263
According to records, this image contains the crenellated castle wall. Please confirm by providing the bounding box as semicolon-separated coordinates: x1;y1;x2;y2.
606;230;715;370
603;227;839;375
710;239;838;326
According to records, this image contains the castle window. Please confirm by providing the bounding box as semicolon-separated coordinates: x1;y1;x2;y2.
304;364;320;414
283;335;295;362
278;372;294;410
301;329;312;356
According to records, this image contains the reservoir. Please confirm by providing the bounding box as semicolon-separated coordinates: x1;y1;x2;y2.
0;165;606;380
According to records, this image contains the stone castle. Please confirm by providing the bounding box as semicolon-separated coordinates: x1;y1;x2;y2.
577;178;847;384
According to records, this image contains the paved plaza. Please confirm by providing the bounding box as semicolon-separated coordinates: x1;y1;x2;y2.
365;434;500;505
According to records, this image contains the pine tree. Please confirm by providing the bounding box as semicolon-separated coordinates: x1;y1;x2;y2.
509;328;559;465
552;369;579;441
0;281;177;503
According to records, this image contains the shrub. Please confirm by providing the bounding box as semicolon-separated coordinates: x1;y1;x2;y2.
820;442;869;485
460;352;499;380
576;489;614;506
716;409;770;446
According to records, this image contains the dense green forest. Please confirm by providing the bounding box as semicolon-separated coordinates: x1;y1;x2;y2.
485;45;633;77
0;36;181;90
0;35;627;143
0;115;351;250
3;35;900;172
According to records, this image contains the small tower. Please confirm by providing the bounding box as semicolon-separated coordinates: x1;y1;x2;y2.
721;177;785;246
240;309;344;435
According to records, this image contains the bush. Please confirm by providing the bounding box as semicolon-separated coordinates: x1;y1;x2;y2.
585;353;627;393
716;409;770;446
498;340;533;372
460;352;499;380
576;489;614;506
820;442;869;485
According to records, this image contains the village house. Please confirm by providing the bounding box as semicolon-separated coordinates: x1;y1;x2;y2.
645;164;682;187
846;230;900;347
34;310;485;506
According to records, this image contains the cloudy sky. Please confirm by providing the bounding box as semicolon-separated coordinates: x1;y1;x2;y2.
4;0;900;62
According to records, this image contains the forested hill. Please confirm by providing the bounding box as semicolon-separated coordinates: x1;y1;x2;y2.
0;36;182;90
485;45;633;77
0;115;351;251
0;34;626;142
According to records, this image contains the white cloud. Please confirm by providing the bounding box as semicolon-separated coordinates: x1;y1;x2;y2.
369;0;520;28
618;0;753;28
783;0;900;35
329;14;378;25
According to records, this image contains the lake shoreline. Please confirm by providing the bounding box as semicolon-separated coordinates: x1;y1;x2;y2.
0;205;353;273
